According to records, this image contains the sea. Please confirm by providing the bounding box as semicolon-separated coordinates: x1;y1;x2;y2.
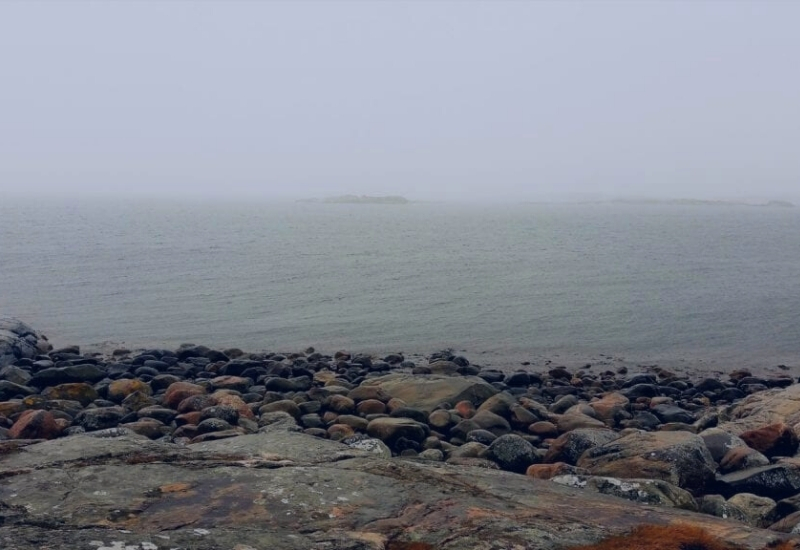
2;197;799;373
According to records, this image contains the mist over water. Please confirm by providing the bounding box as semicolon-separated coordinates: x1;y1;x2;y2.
2;198;799;370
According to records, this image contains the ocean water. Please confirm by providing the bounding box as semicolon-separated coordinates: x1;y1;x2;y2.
1;197;799;370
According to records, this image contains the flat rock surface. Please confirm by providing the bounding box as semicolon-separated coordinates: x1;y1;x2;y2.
0;429;784;550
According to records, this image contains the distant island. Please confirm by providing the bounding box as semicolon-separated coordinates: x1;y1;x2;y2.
298;195;409;204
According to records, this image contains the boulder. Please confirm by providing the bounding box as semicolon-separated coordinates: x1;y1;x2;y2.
486;434;539;473
41;383;99;407
577;430;717;495
9;409;61;440
556;411;607;433
719;446;770;474
107;378;152;402
716;385;800;435
698;427;748;463
739;423;799;458
544;428;619;465
74;406;126;431
470;410;511;435
366;417;429;447
716;464;800;500
0;318;52;367
727;493;777;528
588;392;629;425
163;381;207;409
361;373;497;414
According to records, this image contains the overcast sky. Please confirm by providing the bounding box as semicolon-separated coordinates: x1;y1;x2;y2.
1;1;798;202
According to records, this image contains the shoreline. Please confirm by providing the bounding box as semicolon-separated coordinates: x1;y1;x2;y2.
5;317;800;542
66;337;799;381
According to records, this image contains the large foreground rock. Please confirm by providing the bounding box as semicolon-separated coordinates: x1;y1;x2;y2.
361;373;498;413
0;317;52;367
0;429;780;550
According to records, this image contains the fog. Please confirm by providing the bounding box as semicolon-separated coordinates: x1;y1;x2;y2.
1;1;798;203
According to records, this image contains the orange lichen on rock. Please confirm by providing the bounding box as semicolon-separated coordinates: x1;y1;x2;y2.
568;524;796;550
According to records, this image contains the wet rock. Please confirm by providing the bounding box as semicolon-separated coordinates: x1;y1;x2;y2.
716;464;800;500
578;430;717;495
486;434;538;473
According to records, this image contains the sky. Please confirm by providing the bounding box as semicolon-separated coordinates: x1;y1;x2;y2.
1;1;799;203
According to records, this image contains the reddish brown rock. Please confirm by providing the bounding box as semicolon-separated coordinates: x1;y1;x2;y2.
209;375;251;392
163;382;207;409
740;423;799;458
529;421;559;438
357;399;386;416
526;462;588;480
588;392;629;425
9;409;61;440
455;400;476;419
175;411;204;426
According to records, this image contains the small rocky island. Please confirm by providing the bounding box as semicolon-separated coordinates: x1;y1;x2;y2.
298;195;409;204
2;317;800;549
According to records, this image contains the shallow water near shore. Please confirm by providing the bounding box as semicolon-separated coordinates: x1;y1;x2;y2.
1;197;799;374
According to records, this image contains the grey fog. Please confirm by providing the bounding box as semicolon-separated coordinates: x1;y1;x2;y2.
1;1;799;204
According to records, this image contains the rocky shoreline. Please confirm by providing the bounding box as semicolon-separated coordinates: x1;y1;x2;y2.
3;317;800;549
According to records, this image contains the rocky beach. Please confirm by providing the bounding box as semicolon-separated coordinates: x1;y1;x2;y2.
3;317;800;549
